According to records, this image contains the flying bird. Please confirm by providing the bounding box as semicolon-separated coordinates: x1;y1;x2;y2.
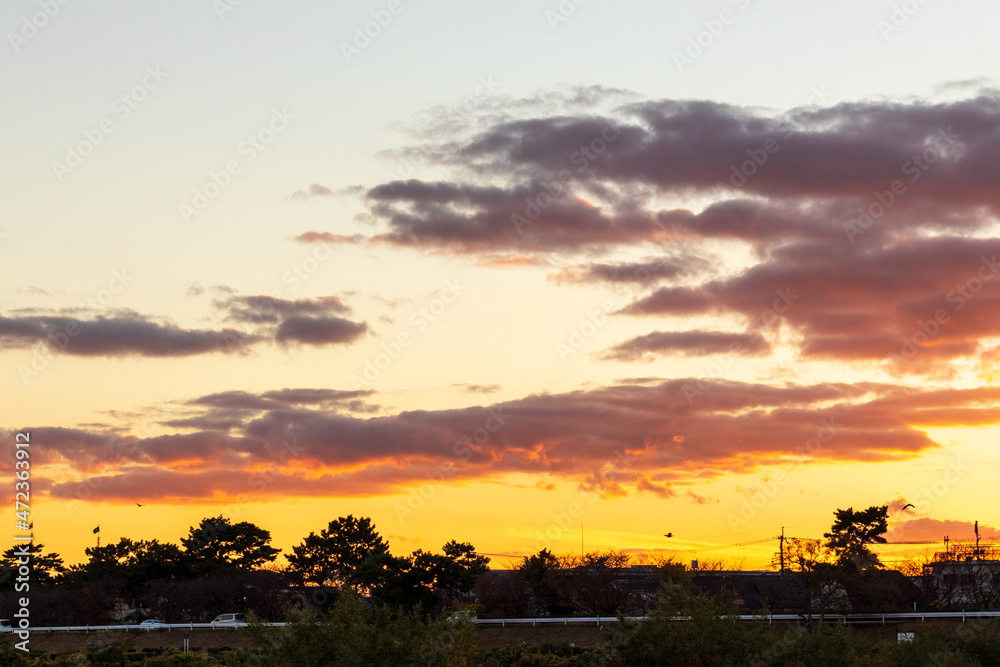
901;503;915;511
135;503;144;507
664;532;673;538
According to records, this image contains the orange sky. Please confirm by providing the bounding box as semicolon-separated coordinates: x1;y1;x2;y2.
4;1;1000;571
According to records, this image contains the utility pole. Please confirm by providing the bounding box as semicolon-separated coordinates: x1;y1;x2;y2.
944;535;949;560
976;521;981;560
779;527;785;574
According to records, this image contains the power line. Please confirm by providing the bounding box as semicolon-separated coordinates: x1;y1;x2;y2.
680;536;778;554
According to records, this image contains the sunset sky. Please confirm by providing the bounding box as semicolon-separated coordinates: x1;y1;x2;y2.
4;0;1000;571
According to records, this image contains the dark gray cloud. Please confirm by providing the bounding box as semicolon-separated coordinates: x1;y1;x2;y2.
549;257;708;286
217;295;368;347
0;293;369;359
164;388;376;431
0;314;255;357
275;316;368;346
219;295;351;325
294;90;998;257
453;383;501;394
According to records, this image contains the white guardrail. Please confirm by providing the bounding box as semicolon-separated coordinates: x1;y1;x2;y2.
8;611;1000;633
476;611;1000;627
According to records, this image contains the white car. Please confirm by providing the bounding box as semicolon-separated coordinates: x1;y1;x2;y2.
139;619;166;627
210;613;247;626
447;611;477;624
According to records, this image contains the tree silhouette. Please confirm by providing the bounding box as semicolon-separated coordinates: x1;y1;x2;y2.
182;515;280;573
518;549;571;615
823;505;888;571
286;515;389;588
1;542;66;585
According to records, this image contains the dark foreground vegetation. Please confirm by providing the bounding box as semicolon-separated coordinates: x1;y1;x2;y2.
6;505;1000;663
5;591;1000;666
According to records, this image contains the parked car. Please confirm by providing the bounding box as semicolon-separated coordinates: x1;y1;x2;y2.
139;619;166;627
210;613;247;626
447;611;477;624
0;619;11;632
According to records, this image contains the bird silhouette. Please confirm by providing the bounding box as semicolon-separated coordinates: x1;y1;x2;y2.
664;532;673;538
135;503;144;507
901;503;915;511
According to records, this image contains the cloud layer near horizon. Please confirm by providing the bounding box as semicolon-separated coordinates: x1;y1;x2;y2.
14;380;1000;504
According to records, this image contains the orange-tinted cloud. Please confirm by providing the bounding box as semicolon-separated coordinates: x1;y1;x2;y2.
886;518;1000;543
24;380;1000;504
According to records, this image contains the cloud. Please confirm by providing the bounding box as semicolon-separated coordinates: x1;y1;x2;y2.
0;294;370;360
885;518;1000;543
623;236;1000;371
260;388;373;405
32;379;1000;503
293;90;1000;257
219;295;351;325
599;330;770;362
291;183;334;199
280;91;1000;371
293;232;364;244
0;313;255;357
548;257;706;286
216;295;368;348
453;383;501;394
163;389;376;431
275;316;368;346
